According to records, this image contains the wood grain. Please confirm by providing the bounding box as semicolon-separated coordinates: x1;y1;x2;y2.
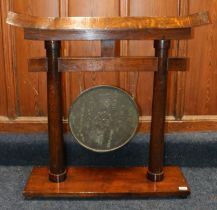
0;0;216;133
0;1;8;115
65;0;120;117
58;0;70;119
11;0;59;116
1;116;217;133
45;40;66;182
23;28;192;41
28;57;188;72
128;0;179;116
148;40;170;181
101;40;120;57
58;57;153;72
28;57;48;72
138;115;217;133
7;11;209;29
0;0;17;118
174;0;189;120
23;166;190;198
119;0;130;94
184;0;217;115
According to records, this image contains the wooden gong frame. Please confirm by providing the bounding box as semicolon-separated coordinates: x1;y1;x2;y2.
7;11;210;198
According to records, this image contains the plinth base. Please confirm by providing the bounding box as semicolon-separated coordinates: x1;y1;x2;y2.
23;166;190;198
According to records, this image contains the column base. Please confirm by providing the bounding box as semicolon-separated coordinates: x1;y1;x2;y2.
147;170;164;182
49;170;67;183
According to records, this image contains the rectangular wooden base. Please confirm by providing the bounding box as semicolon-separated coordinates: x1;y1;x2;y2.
23;166;190;198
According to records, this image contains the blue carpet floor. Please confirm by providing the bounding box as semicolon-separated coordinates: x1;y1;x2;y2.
0;132;217;210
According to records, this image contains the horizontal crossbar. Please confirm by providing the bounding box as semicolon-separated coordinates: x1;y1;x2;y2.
28;57;188;72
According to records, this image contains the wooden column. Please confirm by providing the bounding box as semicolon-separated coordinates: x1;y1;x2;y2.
147;40;170;182
45;40;66;182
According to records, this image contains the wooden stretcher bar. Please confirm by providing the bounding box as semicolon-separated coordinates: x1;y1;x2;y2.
28;57;188;72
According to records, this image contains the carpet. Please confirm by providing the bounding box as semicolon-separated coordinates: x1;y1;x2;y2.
0;132;216;210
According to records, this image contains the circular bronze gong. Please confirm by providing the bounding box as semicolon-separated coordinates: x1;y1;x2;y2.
68;85;139;152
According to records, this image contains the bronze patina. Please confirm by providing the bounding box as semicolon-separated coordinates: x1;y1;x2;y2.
68;86;139;152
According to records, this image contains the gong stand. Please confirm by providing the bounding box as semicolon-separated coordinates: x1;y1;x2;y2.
7;11;209;198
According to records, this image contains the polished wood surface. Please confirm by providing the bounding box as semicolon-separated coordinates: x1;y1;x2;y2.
45;41;66;182
24;166;190;198
101;40;120;57
59;57;158;72
0;0;17;118
28;57;48;72
23;28;192;41
0;0;216;132
0;12;7;116
28;57;187;72
126;0;178;117
185;0;217;115
174;0;189;120
168;57;188;72
1;115;217;133
7;11;209;30
6;11;209;40
147;40;170;181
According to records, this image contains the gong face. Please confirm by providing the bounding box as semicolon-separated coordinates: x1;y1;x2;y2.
68;86;139;152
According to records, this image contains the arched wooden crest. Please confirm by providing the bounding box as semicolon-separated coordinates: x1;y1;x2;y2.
7;11;210;40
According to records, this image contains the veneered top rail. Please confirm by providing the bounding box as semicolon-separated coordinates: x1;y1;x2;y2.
6;11;210;40
7;11;209;30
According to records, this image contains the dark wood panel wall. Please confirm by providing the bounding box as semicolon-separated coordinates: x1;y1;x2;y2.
0;0;217;133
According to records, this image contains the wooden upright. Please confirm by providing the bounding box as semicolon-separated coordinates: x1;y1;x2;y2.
6;11;210;198
45;40;67;183
147;40;171;182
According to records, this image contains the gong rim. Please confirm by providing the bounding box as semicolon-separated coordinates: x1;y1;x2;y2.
68;85;139;153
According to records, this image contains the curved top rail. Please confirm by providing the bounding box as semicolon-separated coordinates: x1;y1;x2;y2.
7;11;209;30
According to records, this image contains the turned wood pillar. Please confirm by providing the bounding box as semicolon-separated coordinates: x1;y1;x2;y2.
147;40;171;182
45;40;67;182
